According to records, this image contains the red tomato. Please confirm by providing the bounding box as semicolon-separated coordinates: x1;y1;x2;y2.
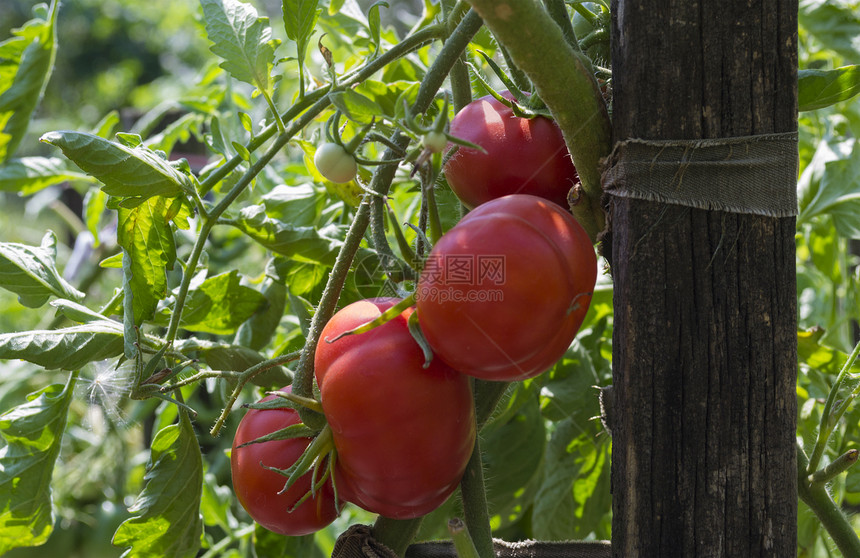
443;92;578;209
416;194;597;381
314;298;476;519
230;387;338;535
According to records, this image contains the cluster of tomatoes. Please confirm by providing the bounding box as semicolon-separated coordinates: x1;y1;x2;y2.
230;93;598;536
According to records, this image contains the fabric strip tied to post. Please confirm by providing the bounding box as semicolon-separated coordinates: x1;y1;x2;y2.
601;132;799;217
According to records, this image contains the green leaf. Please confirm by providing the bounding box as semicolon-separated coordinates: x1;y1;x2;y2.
367;2;388;53
540;340;602;424
201;0;281;97
174;270;267;335
40;131;191;202
50;298;109;324
261;183;326;227
0;322;124;370
799;0;860;61
0;376;75;554
188;343;291;388
282;0;321;68
798;328;860;377
254;527;324;558
799;66;860;111
531;418;611;540
112;414;204;558
83;187;109;246
482;390;546;530
353;79;419;120
233;204;346;264
798;140;860;238
329;89;384;125
0;230;85;308
0;156;96;195
0;1;58;163
118;196;178;327
200;472;232;530
235;259;288;351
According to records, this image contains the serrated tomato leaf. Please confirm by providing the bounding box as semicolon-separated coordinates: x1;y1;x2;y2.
117;196;178;347
174;270;267;335
39;130;191;201
0;321;124;370
0;230;84;308
112;414;203;558
799;140;860;238
282;0;320;74
233;204;346;264
531;418;611;540
201;0;281;97
0;156;96;195
329;89;383;125
482;390;546;529
0;376;75;554
0;1;58;163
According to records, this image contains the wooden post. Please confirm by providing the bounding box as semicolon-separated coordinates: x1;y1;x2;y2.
608;1;798;556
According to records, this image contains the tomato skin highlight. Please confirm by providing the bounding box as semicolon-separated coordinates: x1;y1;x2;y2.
416;194;597;381
315;298;476;519
443;92;578;209
230;387;338;535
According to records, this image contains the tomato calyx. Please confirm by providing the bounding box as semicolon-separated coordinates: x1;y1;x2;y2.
468;51;552;120
260;422;342;513
239;387;343;513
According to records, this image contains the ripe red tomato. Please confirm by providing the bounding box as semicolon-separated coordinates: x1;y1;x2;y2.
230;387;338;535
443;92;578;209
314;298;476;519
415;194;597;381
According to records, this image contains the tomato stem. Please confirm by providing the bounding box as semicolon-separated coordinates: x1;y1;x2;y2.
448;518;482;558
459;437;494;558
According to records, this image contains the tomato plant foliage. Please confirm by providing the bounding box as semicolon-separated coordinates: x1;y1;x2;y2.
0;0;857;556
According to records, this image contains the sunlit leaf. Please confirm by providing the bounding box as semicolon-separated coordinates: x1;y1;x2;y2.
118;196;178;329
329;89;383;124
799;0;860;61
531;418;611;540
482;389;545;529
0;156;96;195
172;270;267;335
282;0;321;71
0;231;84;308
798;140;860;238
235;259;288;351
112;414;204;558
201;0;281;97
0;1;58;163
799;65;860;111
0;377;75;554
233;204;347;264
40;131;191;202
0;322;124;370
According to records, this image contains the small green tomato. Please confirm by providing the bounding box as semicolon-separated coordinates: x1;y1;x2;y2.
421;131;448;154
314;143;358;183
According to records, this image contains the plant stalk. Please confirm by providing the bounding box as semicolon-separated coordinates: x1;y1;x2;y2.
798;444;860;557
460;437;494;558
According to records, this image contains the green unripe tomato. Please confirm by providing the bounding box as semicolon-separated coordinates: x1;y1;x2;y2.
314;143;358;183
421;131;448;153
